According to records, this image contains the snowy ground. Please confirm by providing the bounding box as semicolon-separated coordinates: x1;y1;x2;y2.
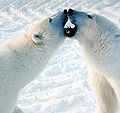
0;0;120;113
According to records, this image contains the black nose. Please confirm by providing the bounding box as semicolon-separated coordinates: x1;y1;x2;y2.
68;9;73;16
63;9;67;14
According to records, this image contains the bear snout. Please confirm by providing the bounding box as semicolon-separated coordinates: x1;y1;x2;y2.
62;9;68;27
63;9;67;14
63;9;77;37
68;9;73;16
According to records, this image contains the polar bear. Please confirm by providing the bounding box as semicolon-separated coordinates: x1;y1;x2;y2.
64;9;120;113
0;10;68;113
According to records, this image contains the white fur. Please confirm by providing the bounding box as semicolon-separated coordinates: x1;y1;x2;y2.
68;10;120;113
0;12;66;113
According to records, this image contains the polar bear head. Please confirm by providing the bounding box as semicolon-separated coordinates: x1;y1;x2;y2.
64;9;119;51
26;10;68;51
64;9;120;74
65;9;116;41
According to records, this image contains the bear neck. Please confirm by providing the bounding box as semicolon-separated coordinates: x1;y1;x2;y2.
95;15;119;35
5;32;62;89
79;16;120;74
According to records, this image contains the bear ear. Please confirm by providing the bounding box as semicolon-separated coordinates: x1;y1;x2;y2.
87;15;93;19
32;33;44;46
49;18;52;22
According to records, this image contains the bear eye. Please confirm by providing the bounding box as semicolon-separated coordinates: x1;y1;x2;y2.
34;34;41;39
88;15;93;19
49;18;52;22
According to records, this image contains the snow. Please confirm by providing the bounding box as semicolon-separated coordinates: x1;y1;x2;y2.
64;19;75;28
0;0;120;113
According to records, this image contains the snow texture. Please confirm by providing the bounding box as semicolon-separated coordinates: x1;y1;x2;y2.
0;0;120;113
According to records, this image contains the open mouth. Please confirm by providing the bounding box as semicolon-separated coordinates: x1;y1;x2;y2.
64;19;77;37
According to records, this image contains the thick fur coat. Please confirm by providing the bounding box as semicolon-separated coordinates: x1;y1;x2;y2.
67;9;120;113
0;11;67;113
